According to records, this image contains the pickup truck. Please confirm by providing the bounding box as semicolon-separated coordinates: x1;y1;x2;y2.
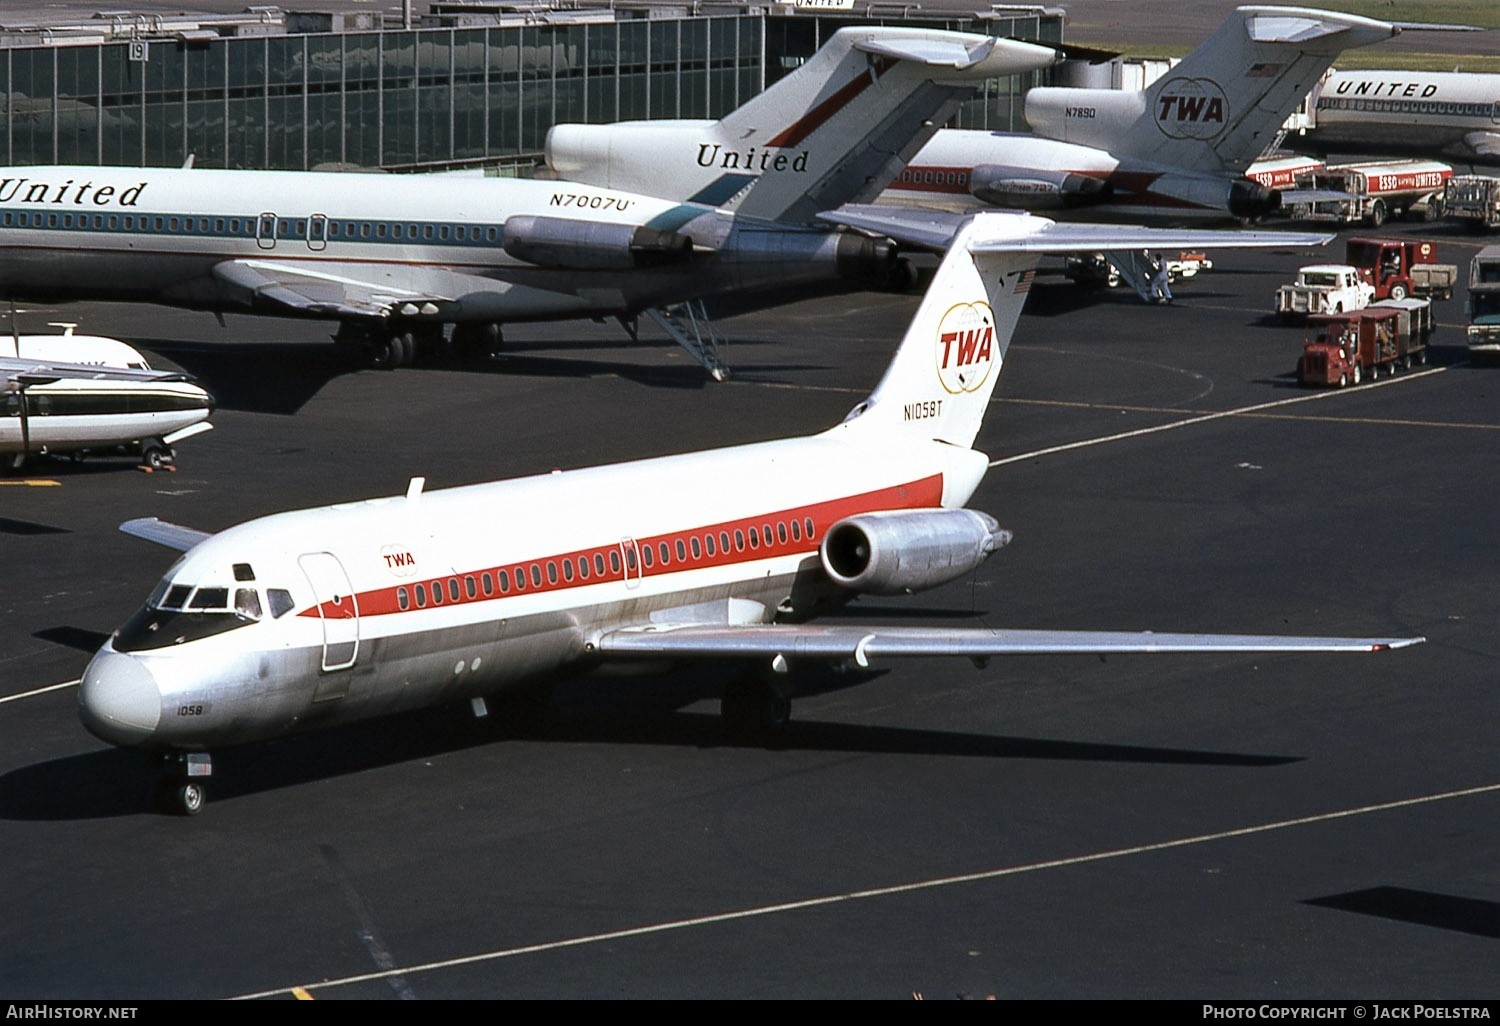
1275;264;1375;321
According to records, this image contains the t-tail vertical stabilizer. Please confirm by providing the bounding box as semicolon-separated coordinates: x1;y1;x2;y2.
1024;6;1402;176
832;212;1038;451
545;28;1059;224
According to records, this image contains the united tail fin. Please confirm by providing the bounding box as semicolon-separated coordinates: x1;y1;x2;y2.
1024;6;1402;175
545;27;1058;224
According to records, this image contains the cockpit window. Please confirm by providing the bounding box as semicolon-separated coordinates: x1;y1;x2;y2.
267;589;295;619
233;563;256;582
114;604;257;653
163;584;193;609
235;588;263;620
188;587;229;610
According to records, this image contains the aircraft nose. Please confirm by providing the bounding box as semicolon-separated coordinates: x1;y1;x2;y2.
78;652;162;748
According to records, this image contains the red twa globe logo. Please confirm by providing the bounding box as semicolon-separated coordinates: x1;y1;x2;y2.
1153;77;1229;140
934;301;996;394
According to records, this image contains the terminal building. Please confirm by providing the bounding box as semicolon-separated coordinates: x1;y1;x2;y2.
0;2;1067;173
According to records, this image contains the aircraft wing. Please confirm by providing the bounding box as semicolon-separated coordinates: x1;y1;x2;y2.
119;517;212;553
212;259;454;321
596;622;1423;666
820;205;1334;252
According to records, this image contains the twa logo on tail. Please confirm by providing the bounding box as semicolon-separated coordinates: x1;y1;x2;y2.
935;301;996;395
1154;77;1229;141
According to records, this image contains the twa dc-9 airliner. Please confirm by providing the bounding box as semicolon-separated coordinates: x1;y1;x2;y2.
78;212;1423;814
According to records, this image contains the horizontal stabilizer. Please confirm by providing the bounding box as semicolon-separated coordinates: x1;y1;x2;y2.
1388;22;1483;33
597;622;1424;666
119;517;211;553
1244;10;1397;45
821;205;1333;253
852;34;1045;75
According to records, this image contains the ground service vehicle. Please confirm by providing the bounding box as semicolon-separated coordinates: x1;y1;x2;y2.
1444;176;1500;232
1276;264;1374;320
1343;237;1457;301
1466;244;1500;365
1288;159;1452;227
1298;303;1429;387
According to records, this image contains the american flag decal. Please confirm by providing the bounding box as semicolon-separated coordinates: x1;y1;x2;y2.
1013;270;1035;294
1247;63;1282;78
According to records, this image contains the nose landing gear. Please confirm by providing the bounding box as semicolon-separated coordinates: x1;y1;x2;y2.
150;752;212;815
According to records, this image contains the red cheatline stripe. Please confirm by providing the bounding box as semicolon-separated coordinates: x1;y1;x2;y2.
764;59;891;149
300;474;946;620
887;165;975;196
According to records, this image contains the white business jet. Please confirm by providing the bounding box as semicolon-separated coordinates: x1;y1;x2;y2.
77;211;1421;814
2;325;212;470
0;28;1058;380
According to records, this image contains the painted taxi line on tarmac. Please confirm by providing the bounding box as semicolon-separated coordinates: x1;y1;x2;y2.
238;780;1500;1000
990;366;1462;467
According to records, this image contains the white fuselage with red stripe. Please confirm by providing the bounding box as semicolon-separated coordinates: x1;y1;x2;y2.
95;430;988;750
880;131;1265;223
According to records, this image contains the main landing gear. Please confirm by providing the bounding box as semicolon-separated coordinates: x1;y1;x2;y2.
720;658;793;736
337;322;505;370
150;752;212;815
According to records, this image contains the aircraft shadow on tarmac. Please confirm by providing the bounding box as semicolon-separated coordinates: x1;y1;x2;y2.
1303;886;1500;941
138;334;833;407
135;338;355;414
0;517;71;536
2;663;1299;822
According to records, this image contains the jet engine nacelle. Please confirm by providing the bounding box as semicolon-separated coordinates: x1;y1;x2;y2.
969;164;1113;210
545;121;716;194
502;215;694;270
1024;88;1146;149
819;508;1011;596
721;225;899;289
1142;174;1282;220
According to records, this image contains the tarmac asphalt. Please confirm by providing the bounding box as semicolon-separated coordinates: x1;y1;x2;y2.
1;217;1496;999
0;0;1497;1004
